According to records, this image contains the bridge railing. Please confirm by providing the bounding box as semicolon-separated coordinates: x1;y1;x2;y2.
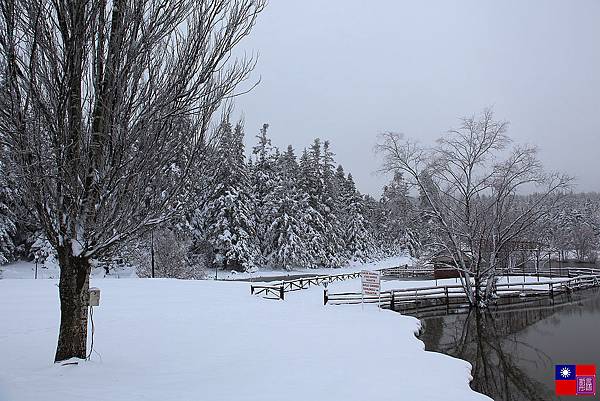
324;268;600;310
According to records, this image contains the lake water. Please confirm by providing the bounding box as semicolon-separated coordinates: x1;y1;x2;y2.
418;288;600;401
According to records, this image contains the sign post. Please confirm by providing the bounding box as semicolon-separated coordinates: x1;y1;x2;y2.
361;270;381;309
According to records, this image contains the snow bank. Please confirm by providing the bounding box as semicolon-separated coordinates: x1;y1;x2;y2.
0;278;490;401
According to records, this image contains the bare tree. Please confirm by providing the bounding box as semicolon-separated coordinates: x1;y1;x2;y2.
130;226;204;279
0;0;265;361
377;109;571;306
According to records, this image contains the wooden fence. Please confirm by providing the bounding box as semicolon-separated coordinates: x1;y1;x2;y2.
324;268;600;314
251;272;361;300
502;266;597;278
379;266;434;278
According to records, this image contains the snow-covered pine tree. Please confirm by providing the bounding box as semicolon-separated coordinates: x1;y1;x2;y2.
548;194;600;263
265;145;315;269
333;164;352;256
199;121;259;271
298;146;328;266
380;172;413;250
302;139;336;266
250;124;277;261
316;140;347;266
322;142;348;263
340;173;373;261
362;193;388;256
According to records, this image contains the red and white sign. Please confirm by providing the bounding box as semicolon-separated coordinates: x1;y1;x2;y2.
361;270;381;296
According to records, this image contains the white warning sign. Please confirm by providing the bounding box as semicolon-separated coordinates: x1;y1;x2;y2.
361;270;381;297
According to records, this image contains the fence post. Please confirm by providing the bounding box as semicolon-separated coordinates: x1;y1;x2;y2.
390;292;395;310
280;285;285;300
536;251;540;282
445;286;449;305
324;289;328;305
251;285;254;295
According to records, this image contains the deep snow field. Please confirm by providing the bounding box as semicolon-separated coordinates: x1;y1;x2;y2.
0;259;492;401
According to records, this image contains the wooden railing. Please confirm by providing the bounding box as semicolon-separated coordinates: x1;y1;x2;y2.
324;268;600;312
251;271;361;300
503;267;600;278
379;266;434;277
250;285;285;300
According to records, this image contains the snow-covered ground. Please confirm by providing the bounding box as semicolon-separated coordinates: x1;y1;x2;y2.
0;260;137;280
0;254;413;281
0;277;491;401
213;254;414;281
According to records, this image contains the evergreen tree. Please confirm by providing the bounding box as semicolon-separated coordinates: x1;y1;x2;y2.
298;145;329;266
369;172;422;257
198;121;258;271
265;146;315;268
380;172;411;244
363;193;386;254
250;123;277;260
548;194;600;262
341;173;373;260
189;132;386;270
318;141;346;266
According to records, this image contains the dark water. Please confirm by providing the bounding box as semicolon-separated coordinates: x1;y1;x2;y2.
418;289;600;401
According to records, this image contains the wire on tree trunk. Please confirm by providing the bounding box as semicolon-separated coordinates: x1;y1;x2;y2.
87;306;95;361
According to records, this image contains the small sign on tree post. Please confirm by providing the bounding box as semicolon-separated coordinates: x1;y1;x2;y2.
361;270;381;309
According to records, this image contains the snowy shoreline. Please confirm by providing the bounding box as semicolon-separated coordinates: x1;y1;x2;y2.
0;273;492;401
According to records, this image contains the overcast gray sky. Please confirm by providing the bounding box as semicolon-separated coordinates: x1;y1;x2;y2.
235;0;600;196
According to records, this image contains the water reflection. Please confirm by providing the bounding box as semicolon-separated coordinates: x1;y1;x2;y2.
419;289;600;401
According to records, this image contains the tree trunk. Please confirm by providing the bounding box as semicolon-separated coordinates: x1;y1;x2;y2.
459;267;475;306
54;248;91;362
